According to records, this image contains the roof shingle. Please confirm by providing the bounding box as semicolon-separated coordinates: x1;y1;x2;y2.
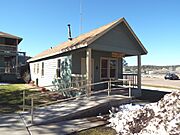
0;31;22;44
0;31;22;39
28;18;147;62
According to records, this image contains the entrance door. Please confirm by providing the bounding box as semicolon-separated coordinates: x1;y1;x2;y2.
81;58;94;83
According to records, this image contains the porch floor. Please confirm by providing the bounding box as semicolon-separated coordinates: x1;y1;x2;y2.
21;89;132;126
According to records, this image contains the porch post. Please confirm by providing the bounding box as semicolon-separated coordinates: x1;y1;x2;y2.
16;39;18;75
86;48;92;96
137;55;141;91
16;53;18;75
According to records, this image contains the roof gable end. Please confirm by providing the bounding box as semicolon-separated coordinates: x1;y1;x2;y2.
28;18;147;62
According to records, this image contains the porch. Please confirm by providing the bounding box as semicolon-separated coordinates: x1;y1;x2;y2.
0;52;27;82
71;47;141;97
0;65;21;82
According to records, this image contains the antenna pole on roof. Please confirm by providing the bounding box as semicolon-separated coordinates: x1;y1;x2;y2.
80;0;83;34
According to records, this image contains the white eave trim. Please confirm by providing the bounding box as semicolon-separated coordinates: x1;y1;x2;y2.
27;43;88;62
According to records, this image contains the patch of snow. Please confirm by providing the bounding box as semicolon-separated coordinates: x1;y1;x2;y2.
108;91;180;135
0;83;9;85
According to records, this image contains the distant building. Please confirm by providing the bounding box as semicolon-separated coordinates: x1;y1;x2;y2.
0;31;28;82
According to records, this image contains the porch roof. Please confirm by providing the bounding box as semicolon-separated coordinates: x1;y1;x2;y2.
0;31;22;44
28;17;147;62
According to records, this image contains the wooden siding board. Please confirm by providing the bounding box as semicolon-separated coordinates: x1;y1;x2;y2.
72;51;86;74
30;55;72;87
30;49;123;88
72;50;123;83
0;57;4;66
92;51;112;82
90;23;143;55
91;43;141;55
120;23;145;53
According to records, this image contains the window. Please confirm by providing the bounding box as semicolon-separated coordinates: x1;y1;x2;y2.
100;58;118;79
0;37;5;44
5;38;16;45
34;64;36;74
101;59;108;78
56;59;61;78
37;63;39;74
41;62;44;76
110;59;117;78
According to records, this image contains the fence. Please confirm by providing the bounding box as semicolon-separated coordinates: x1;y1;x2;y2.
22;78;132;124
123;73;138;88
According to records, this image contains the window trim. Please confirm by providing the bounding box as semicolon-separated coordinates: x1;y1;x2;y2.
56;59;61;78
109;58;118;79
33;63;36;74
100;57;109;80
41;62;44;76
37;63;39;74
100;57;118;80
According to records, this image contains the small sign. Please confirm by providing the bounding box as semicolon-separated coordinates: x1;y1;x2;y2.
112;52;124;58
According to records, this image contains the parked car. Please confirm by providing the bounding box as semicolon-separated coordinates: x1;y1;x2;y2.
164;73;179;80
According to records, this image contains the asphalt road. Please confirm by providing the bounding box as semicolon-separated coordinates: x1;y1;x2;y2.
142;76;180;89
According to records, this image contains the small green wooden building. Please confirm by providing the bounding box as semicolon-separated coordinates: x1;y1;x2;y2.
28;18;147;97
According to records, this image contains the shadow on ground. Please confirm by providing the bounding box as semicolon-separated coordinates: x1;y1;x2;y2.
137;89;170;102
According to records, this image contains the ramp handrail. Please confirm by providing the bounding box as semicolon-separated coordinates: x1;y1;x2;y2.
22;78;131;124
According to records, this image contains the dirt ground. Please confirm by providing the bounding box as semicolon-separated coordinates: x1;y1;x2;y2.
142;75;180;89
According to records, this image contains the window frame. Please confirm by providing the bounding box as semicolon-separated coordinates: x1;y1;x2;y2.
100;57;109;80
41;62;44;76
56;59;61;78
37;63;39;74
33;63;36;74
109;58;118;79
100;57;118;80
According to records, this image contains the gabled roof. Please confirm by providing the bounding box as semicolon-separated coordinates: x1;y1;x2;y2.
28;18;147;62
0;31;22;44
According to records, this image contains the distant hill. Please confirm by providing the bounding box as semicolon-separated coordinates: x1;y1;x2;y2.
124;65;180;74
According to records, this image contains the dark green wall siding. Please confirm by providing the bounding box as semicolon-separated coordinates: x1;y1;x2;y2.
90;22;143;55
92;50;112;82
0;57;4;67
72;50;86;74
72;49;123;83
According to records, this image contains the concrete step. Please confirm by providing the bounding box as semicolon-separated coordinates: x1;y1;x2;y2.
21;94;131;126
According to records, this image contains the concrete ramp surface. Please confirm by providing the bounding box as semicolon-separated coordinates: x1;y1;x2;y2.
21;94;131;126
0;114;28;135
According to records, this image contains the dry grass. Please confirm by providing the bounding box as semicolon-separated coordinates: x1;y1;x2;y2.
0;84;57;113
73;126;116;135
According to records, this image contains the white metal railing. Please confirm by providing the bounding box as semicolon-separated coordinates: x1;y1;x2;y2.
22;78;132;124
0;66;21;74
123;73;138;88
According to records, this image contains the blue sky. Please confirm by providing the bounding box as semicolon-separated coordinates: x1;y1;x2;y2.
1;0;180;66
